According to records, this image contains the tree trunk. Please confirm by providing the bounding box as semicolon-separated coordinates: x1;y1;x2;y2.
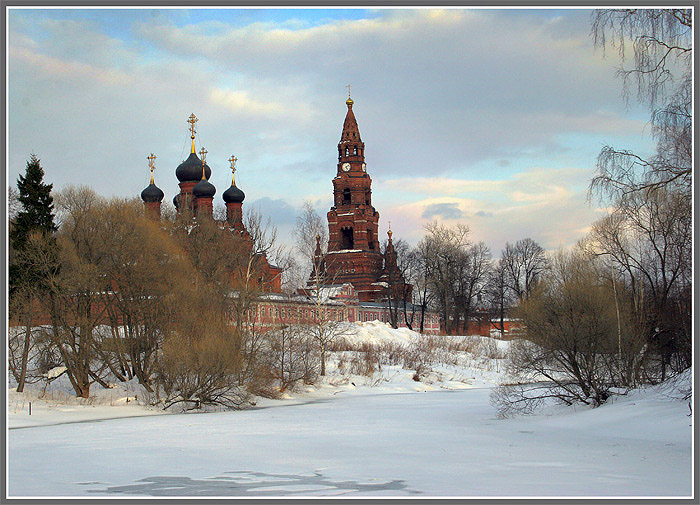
320;338;326;376
16;320;32;393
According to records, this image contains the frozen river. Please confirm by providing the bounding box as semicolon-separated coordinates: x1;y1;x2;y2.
8;386;692;497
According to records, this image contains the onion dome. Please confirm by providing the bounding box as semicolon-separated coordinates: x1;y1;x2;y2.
223;184;245;204
141;153;164;202
223;154;245;203
176;152;211;183
172;194;179;208
141;182;164;203
177;113;212;182
193;176;216;198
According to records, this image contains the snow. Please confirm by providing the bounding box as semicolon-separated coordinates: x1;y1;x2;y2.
6;324;692;498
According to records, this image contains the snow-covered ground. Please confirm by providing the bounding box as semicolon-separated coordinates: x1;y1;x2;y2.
6;322;693;497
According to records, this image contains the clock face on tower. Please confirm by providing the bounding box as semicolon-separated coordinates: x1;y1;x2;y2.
342;162;351;172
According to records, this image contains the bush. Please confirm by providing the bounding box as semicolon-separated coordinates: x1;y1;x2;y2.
492;250;626;415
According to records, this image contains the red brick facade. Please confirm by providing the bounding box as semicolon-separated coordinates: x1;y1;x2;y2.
322;98;410;302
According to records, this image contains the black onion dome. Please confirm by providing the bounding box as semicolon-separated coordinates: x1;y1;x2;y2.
176;152;212;183
223;184;245;204
141;182;164;203
193;178;216;198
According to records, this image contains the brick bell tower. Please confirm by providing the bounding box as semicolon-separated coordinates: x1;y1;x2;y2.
324;92;384;301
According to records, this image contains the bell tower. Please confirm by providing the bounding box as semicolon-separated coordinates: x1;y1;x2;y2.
324;92;384;301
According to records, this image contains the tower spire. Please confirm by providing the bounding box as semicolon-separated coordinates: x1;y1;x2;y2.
187;113;198;154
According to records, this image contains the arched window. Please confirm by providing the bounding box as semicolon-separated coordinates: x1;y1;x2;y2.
353;147;357;155
341;227;354;249
342;188;351;204
345;147;349;156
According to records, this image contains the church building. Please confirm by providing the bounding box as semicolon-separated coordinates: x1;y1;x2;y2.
139;99;439;335
313;94;412;303
140;113;282;293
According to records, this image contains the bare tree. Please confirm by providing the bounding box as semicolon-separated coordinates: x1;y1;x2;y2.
501;238;548;302
419;222;470;335
413;238;435;334
94;199;185;391
485;257;513;339
584;187;691;381
380;237;415;329
591;9;692;200
8;186;21;221
265;323;319;392
454;241;492;333
293;201;328;278
39;187;110;397
293;203;348;375
492;249;627;416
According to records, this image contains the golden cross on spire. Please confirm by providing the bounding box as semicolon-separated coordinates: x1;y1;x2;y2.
199;147;207;179
346;84;351;98
229;155;238;185
388;221;393;239
188;113;198;153
187;113;198;137
147;153;156;184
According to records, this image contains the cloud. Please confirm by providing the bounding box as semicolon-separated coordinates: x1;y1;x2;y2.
7;8;655;256
378;165;605;252
209;88;291;117
248;196;298;226
422;202;464;220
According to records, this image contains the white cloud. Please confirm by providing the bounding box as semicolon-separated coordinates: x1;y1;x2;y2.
7;8;653;256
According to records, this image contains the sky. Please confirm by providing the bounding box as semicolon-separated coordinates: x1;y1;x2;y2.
7;7;656;255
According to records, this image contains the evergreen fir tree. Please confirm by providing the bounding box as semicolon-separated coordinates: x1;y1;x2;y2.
9;154;58;297
9;154;59;392
10;153;57;249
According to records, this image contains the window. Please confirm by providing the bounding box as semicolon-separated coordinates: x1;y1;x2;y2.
341;227;354;249
345;147;349;156
353;147;357;155
342;188;351;204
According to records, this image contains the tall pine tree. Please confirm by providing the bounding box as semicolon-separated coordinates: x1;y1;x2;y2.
9;154;58;392
10;154;56;249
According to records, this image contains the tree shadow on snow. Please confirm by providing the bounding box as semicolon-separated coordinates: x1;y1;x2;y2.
84;470;419;496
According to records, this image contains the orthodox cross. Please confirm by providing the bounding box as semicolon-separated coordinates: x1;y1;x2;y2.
346;84;351;98
187;113;198;137
147;153;156;183
199;147;208;179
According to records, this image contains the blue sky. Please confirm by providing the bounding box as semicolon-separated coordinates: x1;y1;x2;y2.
7;7;656;254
